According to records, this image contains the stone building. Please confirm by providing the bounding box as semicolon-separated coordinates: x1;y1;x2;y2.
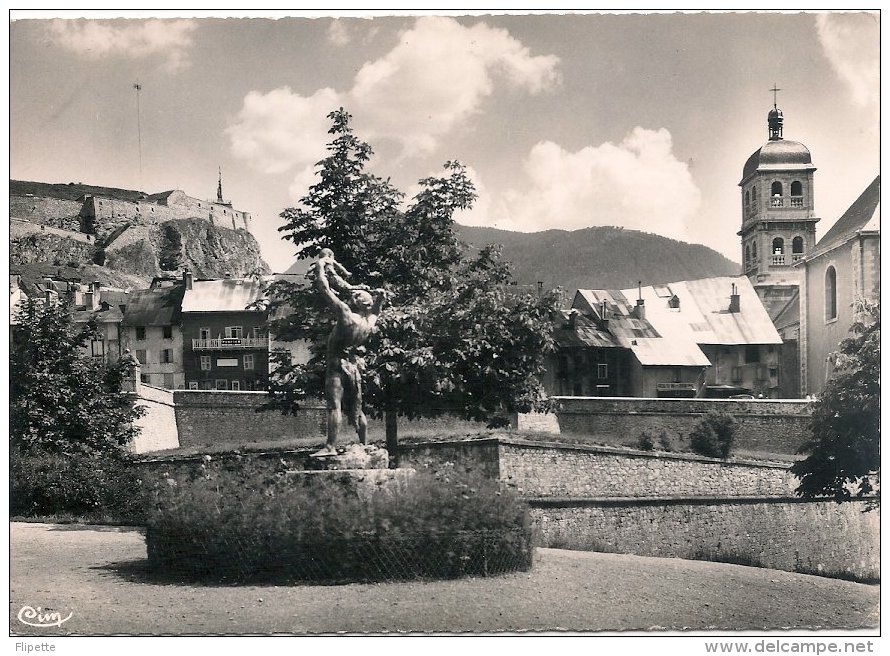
9;175;251;240
11;274;129;365
797;176;880;396
120;277;187;389
549;276;783;399
738;101;821;398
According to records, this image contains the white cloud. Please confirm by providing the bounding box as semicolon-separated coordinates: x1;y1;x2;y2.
460;128;701;241
226;86;341;174
327;20;351;46
48;18;198;71
229;17;561;169
816;13;879;109
350;17;560;156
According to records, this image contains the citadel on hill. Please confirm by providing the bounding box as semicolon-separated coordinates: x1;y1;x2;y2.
9;173;268;280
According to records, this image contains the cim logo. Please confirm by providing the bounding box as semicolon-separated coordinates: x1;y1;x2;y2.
17;606;73;629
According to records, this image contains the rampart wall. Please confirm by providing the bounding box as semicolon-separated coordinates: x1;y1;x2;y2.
554;396;811;454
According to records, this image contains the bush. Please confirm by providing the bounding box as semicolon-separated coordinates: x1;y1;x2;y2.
657;430;674;452
636;431;656;451
144;458;534;583
689;412;735;459
10;448;144;523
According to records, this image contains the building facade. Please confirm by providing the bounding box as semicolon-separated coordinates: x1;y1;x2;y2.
798;176;880;396
120;278;186;389
551;276;784;399
180;273;270;391
738;102;821;398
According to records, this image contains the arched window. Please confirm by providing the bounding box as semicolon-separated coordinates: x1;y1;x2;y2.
792;236;804;254
771;181;783;196
744;189;750;207
752;242;757;260
772;237;785;254
825;266;837;321
752;185;758;203
745;244;751;265
790;181;802;196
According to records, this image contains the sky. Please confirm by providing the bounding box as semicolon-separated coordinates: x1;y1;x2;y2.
8;10;880;274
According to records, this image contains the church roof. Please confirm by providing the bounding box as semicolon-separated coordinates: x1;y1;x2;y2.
806;176;880;260
741;140;814;183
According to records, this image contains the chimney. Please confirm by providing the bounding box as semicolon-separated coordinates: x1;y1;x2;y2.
44;288;58;305
183;269;193;290
67;282;81;306
634;280;646;320
91;280;101;295
84;291;95;310
729;283;741;313
537;281;544;298
568;308;579;328
600;300;610;328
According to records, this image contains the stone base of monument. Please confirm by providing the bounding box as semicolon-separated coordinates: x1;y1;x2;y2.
287;444;411;500
306;443;390;470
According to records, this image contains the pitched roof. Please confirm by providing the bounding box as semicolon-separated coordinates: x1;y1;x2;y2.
553;311;620;349
574;289;710;367
573;275;781;367
181;278;266;313
807;176;880;260
121;285;185;326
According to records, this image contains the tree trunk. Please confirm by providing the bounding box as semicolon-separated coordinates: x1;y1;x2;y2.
385;409;398;467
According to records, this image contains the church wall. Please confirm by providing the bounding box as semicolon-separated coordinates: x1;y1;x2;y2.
804;244;855;395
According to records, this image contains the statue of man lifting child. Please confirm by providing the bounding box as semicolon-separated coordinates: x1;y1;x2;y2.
310;248;387;457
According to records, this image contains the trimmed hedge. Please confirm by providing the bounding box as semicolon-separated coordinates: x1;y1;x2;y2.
10;448;144;523
144;457;534;583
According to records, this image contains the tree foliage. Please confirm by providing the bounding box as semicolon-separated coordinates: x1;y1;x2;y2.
792;299;880;501
264;108;558;440
11;295;143;458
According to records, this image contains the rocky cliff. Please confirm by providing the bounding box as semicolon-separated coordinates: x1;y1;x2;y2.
10;217;269;287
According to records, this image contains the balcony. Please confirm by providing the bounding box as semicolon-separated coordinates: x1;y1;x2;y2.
790;196;804;208
791;253;804;263
770;254;786;266
192;336;270;350
770;197;784;208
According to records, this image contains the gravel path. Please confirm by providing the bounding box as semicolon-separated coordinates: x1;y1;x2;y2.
9;522;879;635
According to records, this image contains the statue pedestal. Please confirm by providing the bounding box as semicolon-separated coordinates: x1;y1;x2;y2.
307;443;389;470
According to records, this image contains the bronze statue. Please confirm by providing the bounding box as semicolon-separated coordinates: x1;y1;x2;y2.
311;249;386;457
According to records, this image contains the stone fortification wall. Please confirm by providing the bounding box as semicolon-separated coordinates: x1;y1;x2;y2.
396;437;879;581
530;498;878;581
10;196;85;231
172;390;325;449
497;439;796;498
554;397;811;454
130;385;179;453
10;218;95;244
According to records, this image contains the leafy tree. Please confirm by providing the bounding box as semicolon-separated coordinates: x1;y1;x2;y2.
265;108;558;449
792;300;880;501
688;411;735;459
11;295;142;457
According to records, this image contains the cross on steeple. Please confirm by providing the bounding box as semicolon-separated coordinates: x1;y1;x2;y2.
770;83;782;109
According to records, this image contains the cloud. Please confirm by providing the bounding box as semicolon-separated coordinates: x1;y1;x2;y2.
228;17;561;171
816;13;879;108
48;18;198;71
326;20;351;46
350;16;561;156
226;86;340;174
460;128;701;241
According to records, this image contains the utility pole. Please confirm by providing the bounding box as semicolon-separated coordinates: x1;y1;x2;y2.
134;81;143;187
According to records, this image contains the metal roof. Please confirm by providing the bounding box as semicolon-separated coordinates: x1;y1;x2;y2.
805;176;880;261
553;311;620;349
573;275;781;366
121;286;185;326
181;278;265;313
